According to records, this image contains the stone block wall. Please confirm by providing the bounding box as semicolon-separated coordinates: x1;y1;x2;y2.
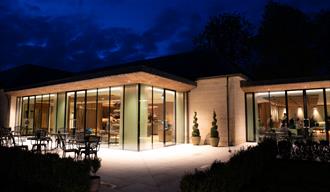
188;75;246;146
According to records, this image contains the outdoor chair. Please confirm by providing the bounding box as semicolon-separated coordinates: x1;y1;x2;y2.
79;135;100;159
31;129;51;153
58;133;79;159
8;132;28;151
0;128;11;146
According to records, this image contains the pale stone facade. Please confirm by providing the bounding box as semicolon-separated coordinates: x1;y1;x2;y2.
188;75;247;146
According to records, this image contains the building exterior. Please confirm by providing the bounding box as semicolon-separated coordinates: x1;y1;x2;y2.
1;52;329;151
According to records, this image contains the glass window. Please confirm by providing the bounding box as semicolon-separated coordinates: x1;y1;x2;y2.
307;89;325;141
287;90;304;130
21;97;29;135
28;96;35;132
269;91;287;129
34;95;42;130
97;88;110;144
124;85;138;150
49;94;57;134
66;92;75;133
76;91;86;134
15;97;22;131
255;92;270;140
246;93;255;142
41;94;50;131
110;87;123;148
139;85;152;150
165;90;175;146
176;92;185;144
56;93;66;133
152;87;164;148
326;89;330;140
86;89;97;135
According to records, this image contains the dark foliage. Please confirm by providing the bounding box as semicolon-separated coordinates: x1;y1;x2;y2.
196;1;330;81
194;13;253;68
181;138;330;192
0;147;90;192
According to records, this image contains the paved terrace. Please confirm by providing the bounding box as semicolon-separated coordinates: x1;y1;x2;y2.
97;143;256;192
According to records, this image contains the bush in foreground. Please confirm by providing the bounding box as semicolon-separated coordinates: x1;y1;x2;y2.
180;139;330;192
0;147;90;192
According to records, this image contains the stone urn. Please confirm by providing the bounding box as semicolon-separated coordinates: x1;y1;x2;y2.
210;137;219;147
191;136;201;145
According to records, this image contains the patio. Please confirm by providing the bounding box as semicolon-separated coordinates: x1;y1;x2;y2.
97;143;256;192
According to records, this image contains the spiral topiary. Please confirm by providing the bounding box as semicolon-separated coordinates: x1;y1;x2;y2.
210;110;219;138
192;112;200;137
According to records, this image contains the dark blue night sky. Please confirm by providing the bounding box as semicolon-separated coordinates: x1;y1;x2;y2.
0;0;329;72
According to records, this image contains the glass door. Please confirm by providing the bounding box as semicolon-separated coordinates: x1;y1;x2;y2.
165;90;176;146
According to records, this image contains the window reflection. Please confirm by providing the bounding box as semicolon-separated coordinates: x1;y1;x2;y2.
307;89;325;141
110;87;122;147
152;87;164;148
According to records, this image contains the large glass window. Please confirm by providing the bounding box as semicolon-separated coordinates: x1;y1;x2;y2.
76;91;86;134
165;90;176;146
152;87;164;148
326;89;330;140
306;89;325;141
123;85;138;150
246;93;255;142
21;97;29;135
49;94;57;134
66;92;75;133
139;85;153;150
269;91;287;129
287;90;304;131
34;95;42;130
28;96;35;132
110;87;123;148
15;97;22;131
97;88;110;144
176;92;185;144
86;89;97;134
41;94;50;130
255;92;270;140
56;93;65;132
15;85;184;151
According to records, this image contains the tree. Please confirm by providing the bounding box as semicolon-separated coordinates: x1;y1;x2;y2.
194;13;253;67
312;10;330;75
256;1;313;80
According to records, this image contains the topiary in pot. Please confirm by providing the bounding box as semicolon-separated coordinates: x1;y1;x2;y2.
210;111;219;147
191;112;201;145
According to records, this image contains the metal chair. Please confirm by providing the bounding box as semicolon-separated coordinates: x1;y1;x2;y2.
8;132;28;151
58;133;79;159
79;135;100;159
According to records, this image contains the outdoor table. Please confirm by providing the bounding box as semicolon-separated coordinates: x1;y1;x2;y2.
31;136;47;154
78;135;99;159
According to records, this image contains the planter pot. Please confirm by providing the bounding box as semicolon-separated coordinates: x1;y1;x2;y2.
210;137;219;147
90;175;100;192
191;136;201;145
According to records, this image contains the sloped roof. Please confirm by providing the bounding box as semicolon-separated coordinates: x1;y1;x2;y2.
0;64;72;90
2;51;247;91
85;51;247;80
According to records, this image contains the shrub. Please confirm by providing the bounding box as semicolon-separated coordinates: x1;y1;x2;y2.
0;147;90;192
192;112;200;137
84;157;102;175
210;110;219;138
181;138;330;192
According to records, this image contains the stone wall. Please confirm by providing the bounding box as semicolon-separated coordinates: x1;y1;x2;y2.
188;75;246;146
